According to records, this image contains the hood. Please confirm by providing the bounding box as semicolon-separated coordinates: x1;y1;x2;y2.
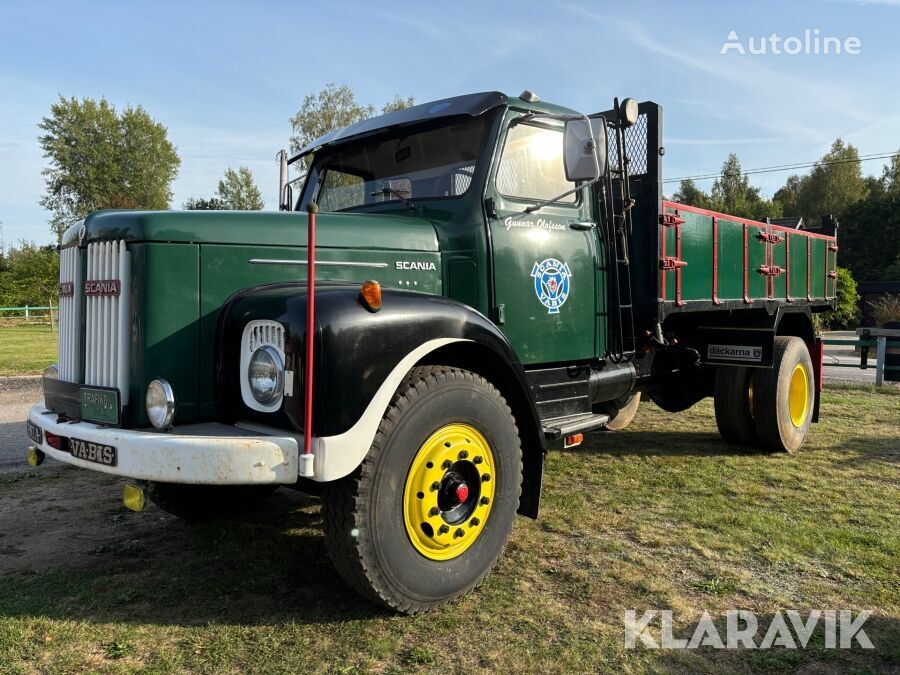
65;209;440;252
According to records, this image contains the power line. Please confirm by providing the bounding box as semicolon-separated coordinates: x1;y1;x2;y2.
663;151;898;184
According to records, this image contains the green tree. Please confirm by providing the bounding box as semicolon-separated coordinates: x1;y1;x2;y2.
819;267;859;329
838;189;900;282
382;95;415;114
796;139;868;227
672;178;713;209
773;174;803;218
38;96;180;241
881;258;900;281
184;196;227;210
0;242;59;308
289;84;414;157
709;154;780;220
880;150;900;195
216;166;264;210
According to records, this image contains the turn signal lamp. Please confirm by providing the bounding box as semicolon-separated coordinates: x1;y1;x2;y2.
27;446;45;466
123;483;146;512
360;280;382;312
564;433;584;449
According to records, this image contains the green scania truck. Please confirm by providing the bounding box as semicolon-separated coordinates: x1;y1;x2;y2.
25;90;837;613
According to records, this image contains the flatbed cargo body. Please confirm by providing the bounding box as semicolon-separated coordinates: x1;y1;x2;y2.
658;201;837;312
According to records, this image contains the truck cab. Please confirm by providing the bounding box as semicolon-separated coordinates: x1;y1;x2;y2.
26;90;836;613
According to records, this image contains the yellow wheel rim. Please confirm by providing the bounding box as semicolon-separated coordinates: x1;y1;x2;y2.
403;423;495;561
788;363;810;427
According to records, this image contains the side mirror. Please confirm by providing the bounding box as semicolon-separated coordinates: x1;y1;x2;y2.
564;117;606;182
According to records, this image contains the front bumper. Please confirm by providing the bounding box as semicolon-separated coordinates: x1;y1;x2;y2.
26;402;299;484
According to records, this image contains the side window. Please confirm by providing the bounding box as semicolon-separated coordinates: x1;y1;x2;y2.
496;123;576;203
317;170;365;212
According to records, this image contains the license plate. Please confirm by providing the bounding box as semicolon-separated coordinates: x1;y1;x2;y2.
26;420;43;445
80;388;119;425
70;437;117;466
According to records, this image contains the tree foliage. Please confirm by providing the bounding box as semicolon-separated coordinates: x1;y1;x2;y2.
38;96;180;241
709;154;781;220
216;166;264;210
382;95;416;114
819;267;859;329
0;242;59;308
289;84;414;157
672;155;779;219
838;189;900;282
794;139;869;226
672;179;713;209
183;166;263;210
184;196;227;210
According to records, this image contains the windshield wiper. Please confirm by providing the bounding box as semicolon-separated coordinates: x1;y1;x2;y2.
369;186;417;211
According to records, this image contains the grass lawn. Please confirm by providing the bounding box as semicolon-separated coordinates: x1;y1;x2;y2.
0;324;57;376
0;385;897;673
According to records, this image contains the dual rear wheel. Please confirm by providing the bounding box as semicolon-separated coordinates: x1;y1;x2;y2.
713;336;814;453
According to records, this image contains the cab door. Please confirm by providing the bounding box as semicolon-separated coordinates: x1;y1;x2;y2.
485;113;602;365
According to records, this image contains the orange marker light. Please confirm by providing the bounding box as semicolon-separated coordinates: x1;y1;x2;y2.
564;433;583;449
360;280;382;312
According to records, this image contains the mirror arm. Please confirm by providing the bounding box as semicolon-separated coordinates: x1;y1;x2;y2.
523;175;603;214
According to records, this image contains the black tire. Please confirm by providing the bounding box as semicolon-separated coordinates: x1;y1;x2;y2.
145;482;277;521
713;366;757;446
323;366;522;614
752;336;815;453
597;392;641;431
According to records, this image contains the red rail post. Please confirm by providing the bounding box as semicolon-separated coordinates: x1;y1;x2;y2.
301;201;318;477
712;216;720;305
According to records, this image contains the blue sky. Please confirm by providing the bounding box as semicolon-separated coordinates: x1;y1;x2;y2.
1;0;898;245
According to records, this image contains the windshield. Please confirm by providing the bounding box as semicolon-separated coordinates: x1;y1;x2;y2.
309;118;487;212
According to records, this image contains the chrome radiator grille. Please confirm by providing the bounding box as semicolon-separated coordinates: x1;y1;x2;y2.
84;240;131;404
57;245;82;382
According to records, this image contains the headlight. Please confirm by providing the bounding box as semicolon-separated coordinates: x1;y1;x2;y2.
43;364;59;380
146;379;175;430
248;345;284;405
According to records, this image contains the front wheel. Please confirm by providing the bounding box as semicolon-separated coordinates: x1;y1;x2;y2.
323;366;522;613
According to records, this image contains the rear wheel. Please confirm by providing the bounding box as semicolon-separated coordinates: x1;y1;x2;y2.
145;483;277;521
752;336;814;453
323;366;522;613
597;392;641;431
713;366;757;446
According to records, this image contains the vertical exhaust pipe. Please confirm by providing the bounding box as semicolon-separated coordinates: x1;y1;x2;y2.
299;201;318;478
277;150;288;211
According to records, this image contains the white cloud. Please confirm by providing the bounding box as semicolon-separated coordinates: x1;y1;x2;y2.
557;1;876;141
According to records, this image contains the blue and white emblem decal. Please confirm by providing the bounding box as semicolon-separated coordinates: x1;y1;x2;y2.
531;258;572;314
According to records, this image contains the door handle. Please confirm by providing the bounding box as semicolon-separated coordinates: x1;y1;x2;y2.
569;221;595;231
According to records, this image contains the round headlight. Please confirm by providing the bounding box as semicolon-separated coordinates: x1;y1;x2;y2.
43;364;59;380
146;379;175;430
248;346;284;405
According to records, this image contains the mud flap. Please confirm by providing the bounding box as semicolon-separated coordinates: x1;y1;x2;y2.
810;337;824;423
